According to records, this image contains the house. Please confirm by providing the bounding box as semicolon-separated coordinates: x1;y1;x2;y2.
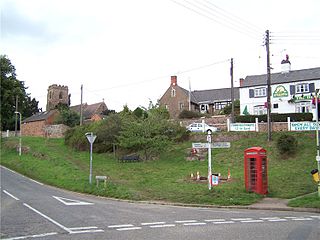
158;76;239;118
239;64;320;120
70;102;108;123
21;110;60;136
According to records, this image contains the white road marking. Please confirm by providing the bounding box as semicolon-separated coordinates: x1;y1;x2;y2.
2;232;58;240
310;216;320;219
23;203;71;233
284;217;298;219
53;196;94;206
28;178;44;186
205;219;226;222
268;219;287;222
175;220;197;223
149;224;176;228
260;217;282;220
241;220;264;223
212;221;235;224
291;218;313;221
116;227;142;231
141;222;166;226
183;222;206;226
3;190;19;201
231;218;253;221
108;224;134;228
70;229;104;234
68;226;99;230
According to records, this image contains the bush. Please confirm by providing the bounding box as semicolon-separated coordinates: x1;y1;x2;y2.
236;113;313;123
179;110;202;119
276;134;298;155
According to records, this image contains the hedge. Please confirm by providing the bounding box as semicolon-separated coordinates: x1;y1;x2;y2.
235;113;313;123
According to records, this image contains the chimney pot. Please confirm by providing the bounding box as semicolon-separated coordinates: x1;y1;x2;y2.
239;78;244;87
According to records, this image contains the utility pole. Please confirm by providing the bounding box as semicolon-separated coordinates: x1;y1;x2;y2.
265;30;272;141
15;95;18;136
230;58;234;123
80;84;83;126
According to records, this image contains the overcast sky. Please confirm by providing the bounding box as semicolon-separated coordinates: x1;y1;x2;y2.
2;0;320;111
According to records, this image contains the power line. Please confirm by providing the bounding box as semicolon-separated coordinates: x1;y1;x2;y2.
85;59;229;94
170;0;262;40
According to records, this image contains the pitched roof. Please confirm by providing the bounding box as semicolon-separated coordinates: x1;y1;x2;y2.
70;102;107;120
191;87;240;104
242;67;320;88
22;110;57;123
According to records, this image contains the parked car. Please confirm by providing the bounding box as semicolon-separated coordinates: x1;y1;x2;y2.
186;122;218;133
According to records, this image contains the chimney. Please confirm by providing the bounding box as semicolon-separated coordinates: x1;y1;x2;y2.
239;78;244;87
171;76;177;86
281;54;291;73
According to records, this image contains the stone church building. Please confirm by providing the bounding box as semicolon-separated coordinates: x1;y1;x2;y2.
22;84;107;137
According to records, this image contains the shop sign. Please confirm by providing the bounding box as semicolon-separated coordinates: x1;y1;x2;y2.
273;85;288;98
290;122;320;131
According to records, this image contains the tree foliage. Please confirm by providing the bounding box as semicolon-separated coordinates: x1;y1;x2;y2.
0;55;40;130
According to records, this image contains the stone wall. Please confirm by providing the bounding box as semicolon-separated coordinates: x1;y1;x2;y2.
44;124;69;138
21;120;47;136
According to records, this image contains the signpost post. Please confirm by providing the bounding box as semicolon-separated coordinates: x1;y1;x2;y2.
192;140;230;190
207;131;212;190
85;132;97;185
315;89;320;197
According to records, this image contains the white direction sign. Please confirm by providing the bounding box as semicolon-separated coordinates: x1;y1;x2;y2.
192;142;231;149
53;196;94;206
212;142;231;149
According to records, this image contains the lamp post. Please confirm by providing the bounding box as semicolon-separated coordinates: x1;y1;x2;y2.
15;111;22;156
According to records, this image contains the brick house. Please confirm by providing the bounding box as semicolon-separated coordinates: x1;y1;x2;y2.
159;76;239;118
21;110;59;136
70;102;108;123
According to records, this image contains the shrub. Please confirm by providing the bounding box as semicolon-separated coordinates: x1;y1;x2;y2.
276;134;298;155
236;113;313;123
179;110;202;119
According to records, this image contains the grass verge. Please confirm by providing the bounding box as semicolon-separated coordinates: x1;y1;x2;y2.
1;131;319;208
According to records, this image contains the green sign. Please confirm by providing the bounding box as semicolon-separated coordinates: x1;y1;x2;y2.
273;85;288;98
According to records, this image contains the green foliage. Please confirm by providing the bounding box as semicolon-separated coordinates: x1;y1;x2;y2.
178;110;202;119
133;107;147;119
54;108;80;127
0;55;40;130
93;114;122;153
220;99;240;115
236;113;313;123
276;134;298;155
118;107;183;160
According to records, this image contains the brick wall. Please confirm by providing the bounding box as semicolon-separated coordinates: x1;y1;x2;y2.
21;120;47;136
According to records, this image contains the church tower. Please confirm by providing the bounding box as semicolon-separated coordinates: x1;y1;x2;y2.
46;84;69;111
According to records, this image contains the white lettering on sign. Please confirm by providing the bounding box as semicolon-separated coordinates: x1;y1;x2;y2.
290;122;320;131
230;123;256;132
192;142;231;149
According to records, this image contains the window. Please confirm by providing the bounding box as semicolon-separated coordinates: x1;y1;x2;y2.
273;103;279;109
254;88;267;97
171;88;176;97
215;102;229;110
49;91;52;99
165;104;169;110
179;102;184;110
295;83;309;94
59;91;63;100
253;105;267;115
295;101;311;113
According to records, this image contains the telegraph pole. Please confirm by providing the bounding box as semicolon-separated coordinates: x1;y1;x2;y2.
80;84;83;126
15;95;18;136
265;30;272;141
230;58;234;123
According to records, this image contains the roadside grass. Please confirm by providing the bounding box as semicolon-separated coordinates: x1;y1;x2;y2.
1;131;319;207
288;193;320;208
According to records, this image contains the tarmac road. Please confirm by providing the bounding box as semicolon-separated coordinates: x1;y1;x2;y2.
1;165;319;240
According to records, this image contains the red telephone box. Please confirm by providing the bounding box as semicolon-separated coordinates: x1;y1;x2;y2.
244;147;268;195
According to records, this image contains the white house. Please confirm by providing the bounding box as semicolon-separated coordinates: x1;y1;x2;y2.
239;65;320;120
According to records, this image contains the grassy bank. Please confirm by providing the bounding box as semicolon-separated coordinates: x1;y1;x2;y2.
1;132;319;207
